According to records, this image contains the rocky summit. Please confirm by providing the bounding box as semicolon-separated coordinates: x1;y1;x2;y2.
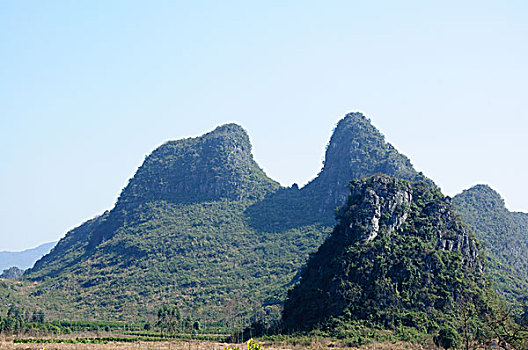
282;175;489;333
23;113;434;322
301;113;434;219
18;112;516;325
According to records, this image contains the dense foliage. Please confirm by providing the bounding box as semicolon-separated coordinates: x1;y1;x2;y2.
282;176;492;341
21;114;430;323
13;111;524;343
454;185;528;299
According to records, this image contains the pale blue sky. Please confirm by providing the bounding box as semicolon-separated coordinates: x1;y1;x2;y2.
1;1;527;251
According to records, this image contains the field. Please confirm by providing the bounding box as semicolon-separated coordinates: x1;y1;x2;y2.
0;336;439;350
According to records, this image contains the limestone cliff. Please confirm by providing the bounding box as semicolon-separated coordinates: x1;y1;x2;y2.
282;175;487;332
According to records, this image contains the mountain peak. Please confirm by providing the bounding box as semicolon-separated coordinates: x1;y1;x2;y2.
210;122;247;134
455;184;506;213
453;183;528;299
282;175;486;333
337;111;370;125
117;123;278;207
302;112;433;219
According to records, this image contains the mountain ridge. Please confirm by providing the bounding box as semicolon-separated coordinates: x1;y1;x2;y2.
19;111;525;325
0;241;56;271
453;184;528;299
23;112;432;321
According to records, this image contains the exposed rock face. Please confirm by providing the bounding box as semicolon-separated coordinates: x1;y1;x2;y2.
342;176;480;265
427;197;480;265
282;175;486;332
302;113;434;218
345;175;413;241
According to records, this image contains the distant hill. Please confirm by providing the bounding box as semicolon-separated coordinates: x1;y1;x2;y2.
454;185;528;299
282;175;491;335
0;266;24;280
0;241;56;271
24;113;430;322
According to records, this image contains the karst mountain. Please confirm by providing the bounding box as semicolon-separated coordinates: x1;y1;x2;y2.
23;113;431;321
18;112;527;323
282;175;491;333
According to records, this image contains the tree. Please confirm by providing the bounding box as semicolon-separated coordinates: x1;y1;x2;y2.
31;310;45;323
156;305;180;334
435;327;462;349
484;301;528;350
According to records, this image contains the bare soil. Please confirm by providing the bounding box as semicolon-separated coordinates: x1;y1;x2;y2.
0;337;438;350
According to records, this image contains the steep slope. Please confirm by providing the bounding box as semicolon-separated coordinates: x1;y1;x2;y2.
24;124;321;322
454;185;528;299
282;175;490;335
302;113;434;218
247;112;432;230
0;242;56;271
23;113;438;322
27;124;280;281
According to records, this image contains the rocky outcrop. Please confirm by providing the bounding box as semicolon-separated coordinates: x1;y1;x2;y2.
282;175;487;332
341;175;480;266
302;113;434;218
344;175;413;241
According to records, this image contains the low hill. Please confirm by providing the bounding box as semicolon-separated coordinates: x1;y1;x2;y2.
454;185;528;299
0;242;56;271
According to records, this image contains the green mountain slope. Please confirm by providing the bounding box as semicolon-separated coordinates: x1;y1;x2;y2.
24;124;323;322
453;185;528;299
282;175;491;335
24;113;430;322
246;113;432;230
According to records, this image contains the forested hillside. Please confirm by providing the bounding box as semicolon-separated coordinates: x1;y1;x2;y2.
18;112;526;325
282;175;492;337
23;113;429;322
454;185;528;299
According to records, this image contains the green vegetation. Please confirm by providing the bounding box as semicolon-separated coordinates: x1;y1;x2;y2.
282;176;493;346
454;185;528;300
5;112;526;349
21;113;429;323
247;113;434;229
